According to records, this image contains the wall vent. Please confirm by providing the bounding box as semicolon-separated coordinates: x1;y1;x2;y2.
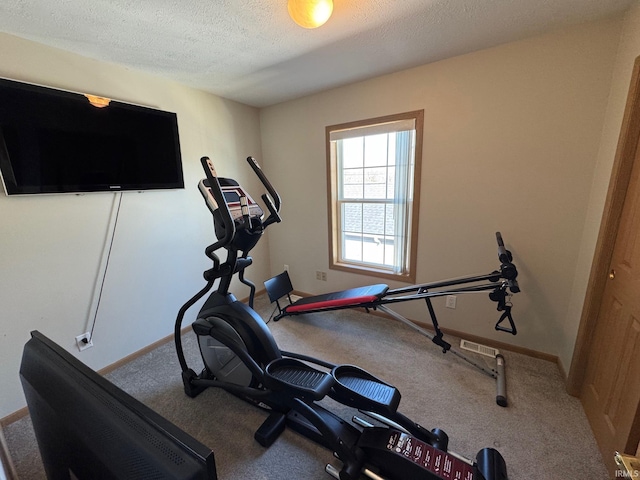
460;339;499;358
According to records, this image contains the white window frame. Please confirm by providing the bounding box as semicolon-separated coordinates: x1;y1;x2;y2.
326;110;423;282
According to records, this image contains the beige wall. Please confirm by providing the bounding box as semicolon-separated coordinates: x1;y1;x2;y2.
259;18;622;363
0;33;267;419
563;3;640;371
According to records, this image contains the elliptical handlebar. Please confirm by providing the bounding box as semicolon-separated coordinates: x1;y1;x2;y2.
246;156;280;210
201;157;236;262
246;156;282;227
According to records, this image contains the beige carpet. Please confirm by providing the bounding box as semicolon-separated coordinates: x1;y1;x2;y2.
4;294;608;479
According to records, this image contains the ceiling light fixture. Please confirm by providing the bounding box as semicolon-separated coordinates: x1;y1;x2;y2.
84;94;111;108
288;0;333;29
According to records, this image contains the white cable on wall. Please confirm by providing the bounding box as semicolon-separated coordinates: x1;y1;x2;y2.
84;192;124;343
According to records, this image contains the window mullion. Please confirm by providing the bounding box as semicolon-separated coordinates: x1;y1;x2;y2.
359;136;364;264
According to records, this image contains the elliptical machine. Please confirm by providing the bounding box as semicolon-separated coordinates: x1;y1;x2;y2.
175;156;509;480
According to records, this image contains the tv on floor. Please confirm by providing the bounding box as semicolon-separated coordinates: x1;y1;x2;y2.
20;330;217;479
0;78;184;195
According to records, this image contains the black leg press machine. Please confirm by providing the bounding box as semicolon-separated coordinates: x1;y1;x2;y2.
266;233;520;408
175;156;514;480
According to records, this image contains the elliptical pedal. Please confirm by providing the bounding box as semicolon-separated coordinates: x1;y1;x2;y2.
331;365;401;415
265;358;335;400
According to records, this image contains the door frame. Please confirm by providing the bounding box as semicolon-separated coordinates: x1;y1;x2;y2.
568;56;640;396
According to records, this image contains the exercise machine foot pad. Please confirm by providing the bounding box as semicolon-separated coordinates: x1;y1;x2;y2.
331;365;401;414
265;358;334;400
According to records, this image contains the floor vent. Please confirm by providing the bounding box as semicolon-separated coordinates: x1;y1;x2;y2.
460;339;499;358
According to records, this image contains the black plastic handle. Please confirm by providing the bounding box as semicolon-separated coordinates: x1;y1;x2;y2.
495;307;517;335
201;157;235;254
261;193;282;227
496;232;511;263
475;447;508;480
246;157;281;213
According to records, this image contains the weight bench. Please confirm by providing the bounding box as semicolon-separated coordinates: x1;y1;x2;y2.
264;232;520;407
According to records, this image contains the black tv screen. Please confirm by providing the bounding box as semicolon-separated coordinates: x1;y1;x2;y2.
20;330;217;479
0;78;184;195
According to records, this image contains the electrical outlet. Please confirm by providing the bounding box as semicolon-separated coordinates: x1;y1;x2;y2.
316;271;322;280
321;271;327;281
284;264;289;272
75;332;94;351
445;295;457;309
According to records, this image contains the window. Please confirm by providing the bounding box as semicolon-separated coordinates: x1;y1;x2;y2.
326;110;423;282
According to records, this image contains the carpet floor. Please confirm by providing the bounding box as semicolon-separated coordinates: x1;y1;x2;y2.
4;294;608;479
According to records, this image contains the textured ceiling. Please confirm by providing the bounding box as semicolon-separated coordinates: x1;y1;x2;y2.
0;0;636;107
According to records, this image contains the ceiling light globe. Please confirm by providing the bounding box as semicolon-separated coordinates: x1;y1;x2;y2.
288;0;333;29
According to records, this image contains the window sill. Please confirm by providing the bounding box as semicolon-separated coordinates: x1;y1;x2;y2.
329;262;415;284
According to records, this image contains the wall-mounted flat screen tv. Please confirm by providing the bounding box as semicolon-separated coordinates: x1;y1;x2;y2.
0;78;184;195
